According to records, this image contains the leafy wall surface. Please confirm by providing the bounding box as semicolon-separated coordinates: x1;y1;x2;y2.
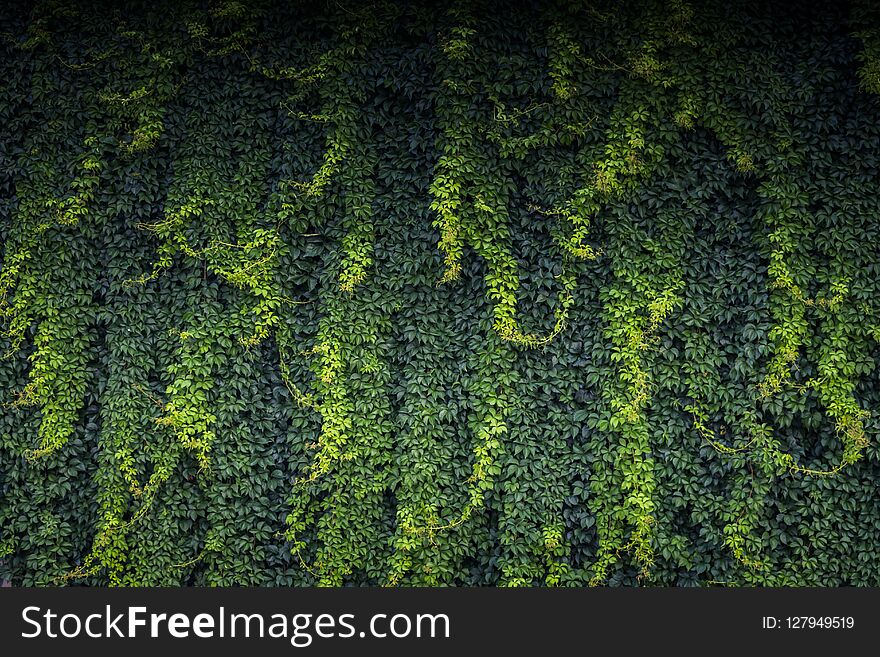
2;0;880;586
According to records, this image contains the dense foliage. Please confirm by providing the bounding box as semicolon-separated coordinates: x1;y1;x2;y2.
2;0;880;586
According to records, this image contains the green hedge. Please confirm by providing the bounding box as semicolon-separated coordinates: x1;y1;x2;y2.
2;0;880;586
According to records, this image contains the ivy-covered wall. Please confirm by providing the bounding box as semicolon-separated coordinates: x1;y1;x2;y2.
2;0;880;587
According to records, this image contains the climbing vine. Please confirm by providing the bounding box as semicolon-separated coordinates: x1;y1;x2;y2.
2;0;880;588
